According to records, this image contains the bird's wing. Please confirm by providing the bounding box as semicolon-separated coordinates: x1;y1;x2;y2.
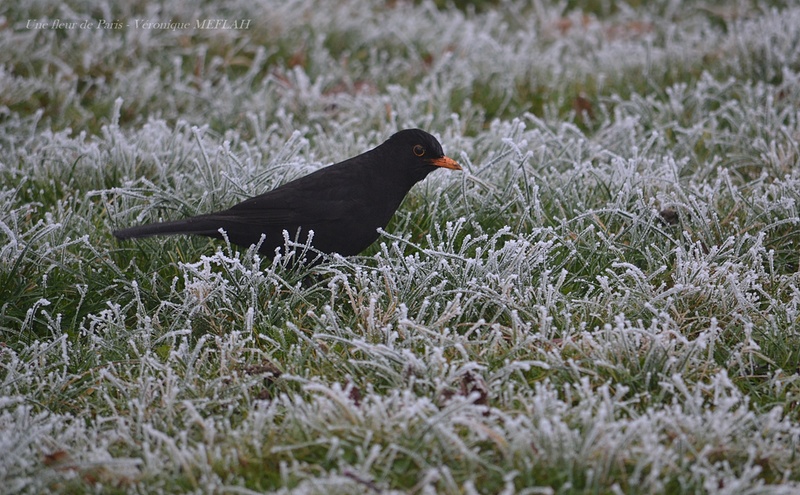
228;160;371;224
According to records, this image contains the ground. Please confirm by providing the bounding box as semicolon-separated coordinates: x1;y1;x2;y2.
2;0;800;493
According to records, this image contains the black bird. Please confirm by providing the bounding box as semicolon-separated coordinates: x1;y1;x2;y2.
113;129;462;259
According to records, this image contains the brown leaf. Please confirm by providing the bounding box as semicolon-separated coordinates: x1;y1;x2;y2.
43;450;70;466
659;208;680;225
460;370;489;408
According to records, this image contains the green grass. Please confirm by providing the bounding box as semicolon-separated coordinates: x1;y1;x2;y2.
3;0;800;493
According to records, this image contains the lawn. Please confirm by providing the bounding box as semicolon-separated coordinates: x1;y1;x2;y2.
2;0;800;493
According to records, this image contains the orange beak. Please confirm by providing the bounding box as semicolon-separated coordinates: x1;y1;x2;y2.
427;155;462;170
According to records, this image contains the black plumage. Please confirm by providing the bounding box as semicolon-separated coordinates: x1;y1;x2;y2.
113;129;461;258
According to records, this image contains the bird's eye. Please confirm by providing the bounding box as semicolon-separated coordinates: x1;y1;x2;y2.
413;145;426;157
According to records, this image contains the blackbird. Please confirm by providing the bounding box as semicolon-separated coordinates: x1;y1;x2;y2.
113;129;462;259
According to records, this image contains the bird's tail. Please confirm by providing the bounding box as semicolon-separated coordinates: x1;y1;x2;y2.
113;214;225;240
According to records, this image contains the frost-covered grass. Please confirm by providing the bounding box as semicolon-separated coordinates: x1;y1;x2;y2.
3;0;800;493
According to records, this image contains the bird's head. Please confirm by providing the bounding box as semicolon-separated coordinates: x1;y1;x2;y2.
383;129;462;182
